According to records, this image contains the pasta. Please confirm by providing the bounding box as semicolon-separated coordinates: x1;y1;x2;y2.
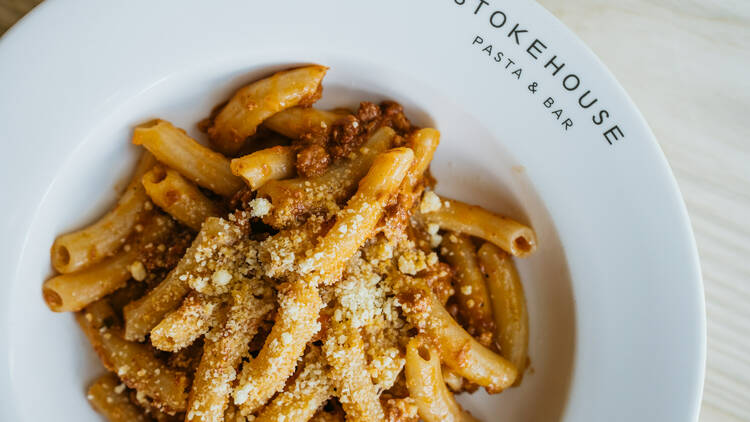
323;316;385;421
208;65;328;155
150;292;226;353
50;151;156;274
43;213;175;312
296;147;413;284
422;195;537;257
43;65;539;422
477;242;529;383
252;347;332;422
263;106;344;140
232;281;323;414
142;165;224;230
87;374;150;422
77;300;190;414
186;281;273;422
399;286;517;393
439;232;495;346
234;148;412;415
405;336;477;422
133;120;244;197
123;217;246;341
230;145;296;190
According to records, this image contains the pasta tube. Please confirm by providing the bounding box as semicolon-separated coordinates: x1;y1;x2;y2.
297;146;414;284
77;301;189;414
208;65;328;154
142;165;224;230
133;120;243;196
87;374;150;422
399;128;440;202
323;317;384;421
253;347;332;422
422;196;537;257
150;292;226;352
263;106;344;139
50;151;156;273
439;233;495;345
230;145;296;190
477;242;529;384
405;336;477;422
382;128;440;238
233;281;323;414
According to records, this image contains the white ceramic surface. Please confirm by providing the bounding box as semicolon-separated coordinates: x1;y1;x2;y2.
0;1;705;421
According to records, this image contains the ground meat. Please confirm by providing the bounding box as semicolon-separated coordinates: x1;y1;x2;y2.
329;114;362;159
380;101;412;133
381;195;411;241
357;101;380;122
229;186;254;211
296;144;331;177
289;100;415;176
139;228;193;279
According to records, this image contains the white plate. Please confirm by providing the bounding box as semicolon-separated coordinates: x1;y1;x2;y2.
0;1;705;421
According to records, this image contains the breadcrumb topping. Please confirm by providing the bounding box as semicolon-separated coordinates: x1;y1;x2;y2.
419;191;442;213
248;197;273;218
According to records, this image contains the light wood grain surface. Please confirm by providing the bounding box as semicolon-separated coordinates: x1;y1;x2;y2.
2;1;748;421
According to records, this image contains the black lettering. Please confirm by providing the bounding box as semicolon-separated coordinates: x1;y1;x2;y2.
505;58;515;69
455;0;466;4
474;0;489;14
563;119;573;130
490;11;507;28
562;74;580;91
512;68;522;79
526;39;547;60
551;109;562;119
544;97;554;108
482;45;493;55
494;51;504;62
545;55;566;76
472;35;484;45
578;90;598;109
603;125;624;144
507;24;528;45
592;109;609;125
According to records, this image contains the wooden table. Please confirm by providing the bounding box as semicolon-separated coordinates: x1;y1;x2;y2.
2;0;748;420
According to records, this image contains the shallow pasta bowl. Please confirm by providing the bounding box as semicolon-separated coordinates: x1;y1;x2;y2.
0;0;705;421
